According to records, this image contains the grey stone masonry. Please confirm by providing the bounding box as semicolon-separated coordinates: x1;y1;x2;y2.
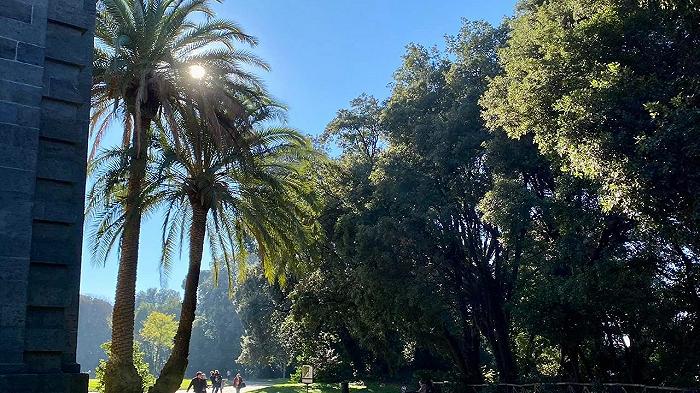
0;0;94;392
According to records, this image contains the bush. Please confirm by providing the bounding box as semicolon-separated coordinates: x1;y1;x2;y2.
95;341;155;393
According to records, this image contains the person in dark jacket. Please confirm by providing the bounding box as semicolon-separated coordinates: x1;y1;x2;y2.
186;371;209;393
212;370;223;393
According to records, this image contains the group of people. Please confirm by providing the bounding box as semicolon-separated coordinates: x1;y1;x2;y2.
185;370;245;393
403;379;439;393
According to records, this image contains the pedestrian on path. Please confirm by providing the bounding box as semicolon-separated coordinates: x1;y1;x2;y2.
212;370;223;393
232;372;245;393
186;371;209;393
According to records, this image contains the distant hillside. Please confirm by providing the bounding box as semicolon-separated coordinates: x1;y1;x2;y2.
77;295;112;376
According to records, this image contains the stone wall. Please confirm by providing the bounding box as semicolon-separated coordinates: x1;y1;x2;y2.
0;0;94;391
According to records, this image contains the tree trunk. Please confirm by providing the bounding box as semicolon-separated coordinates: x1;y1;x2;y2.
149;202;208;393
475;276;518;383
104;119;150;393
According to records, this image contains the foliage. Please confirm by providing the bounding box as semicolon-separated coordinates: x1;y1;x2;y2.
140;311;178;374
480;0;700;384
186;269;245;375
95;342;155;392
245;7;700;388
89;0;270;391
135;289;181;333
78;295;113;376
235;268;298;378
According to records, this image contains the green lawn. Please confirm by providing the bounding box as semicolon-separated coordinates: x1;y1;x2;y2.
251;382;401;393
87;379;189;392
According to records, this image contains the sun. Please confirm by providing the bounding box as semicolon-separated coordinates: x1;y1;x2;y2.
189;64;206;79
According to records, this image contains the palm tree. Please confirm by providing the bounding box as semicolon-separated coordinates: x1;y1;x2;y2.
147;103;318;393
91;1;267;391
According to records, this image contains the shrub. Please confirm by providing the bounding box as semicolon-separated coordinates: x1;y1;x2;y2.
95;341;155;392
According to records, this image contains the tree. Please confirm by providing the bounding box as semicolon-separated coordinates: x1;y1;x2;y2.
321;93;385;165
147;102;319;393
365;21;518;383
236;268;295;378
78;295;113;376
187;269;244;376
140;312;178;375
135;289;182;335
90;1;267;391
480;0;700;382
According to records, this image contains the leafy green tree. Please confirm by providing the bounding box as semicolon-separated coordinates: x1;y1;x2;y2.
481;0;700;382
90;1;267;391
369;21;518;383
134;289;182;335
186;269;244;375
140;312;178;374
235;268;297;378
321;93;385;165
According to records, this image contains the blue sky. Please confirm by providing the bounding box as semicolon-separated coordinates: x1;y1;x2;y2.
80;0;518;300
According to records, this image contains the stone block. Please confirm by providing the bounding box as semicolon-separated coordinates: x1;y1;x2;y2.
27;264;71;308
0;0;33;24
45;23;89;65
0;191;33;258
35;138;83;183
0;79;42;106
0;2;48;46
0;304;26;327
29;222;79;266
0;166;35;193
24;352;63;373
25;306;64;329
0;327;24;363
33;173;81;224
16;42;44;66
0;123;39;169
0;281;28;307
0;256;30;282
0;58;43;87
0;37;17;60
48;1;93;31
34;178;74;203
0;372;89;393
25;328;67;351
0;100;41;128
47;77;81;103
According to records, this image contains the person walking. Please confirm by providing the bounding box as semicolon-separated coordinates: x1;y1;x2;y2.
186;371;209;393
212;370;223;393
232;372;245;393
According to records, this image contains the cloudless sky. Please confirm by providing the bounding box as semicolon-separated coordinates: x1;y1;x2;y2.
80;0;518;301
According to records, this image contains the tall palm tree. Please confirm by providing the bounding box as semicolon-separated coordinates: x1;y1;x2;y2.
148;103;318;393
91;1;267;391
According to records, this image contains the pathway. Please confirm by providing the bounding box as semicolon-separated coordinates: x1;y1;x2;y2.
176;380;274;393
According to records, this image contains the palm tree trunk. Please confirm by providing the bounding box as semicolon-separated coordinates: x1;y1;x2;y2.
150;201;208;393
104;119;150;393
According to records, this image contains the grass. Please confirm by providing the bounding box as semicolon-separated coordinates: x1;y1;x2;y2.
251;382;401;393
87;378;189;392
